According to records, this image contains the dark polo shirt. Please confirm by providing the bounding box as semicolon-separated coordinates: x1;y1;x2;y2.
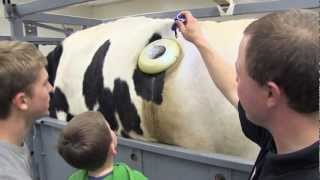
238;102;319;180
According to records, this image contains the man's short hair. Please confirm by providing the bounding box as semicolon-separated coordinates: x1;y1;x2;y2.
58;111;112;171
244;9;318;113
0;41;47;119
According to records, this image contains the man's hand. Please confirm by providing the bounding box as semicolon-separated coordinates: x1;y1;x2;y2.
176;11;208;47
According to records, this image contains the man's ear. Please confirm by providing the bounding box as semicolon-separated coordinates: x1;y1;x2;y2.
12;92;29;111
266;81;281;108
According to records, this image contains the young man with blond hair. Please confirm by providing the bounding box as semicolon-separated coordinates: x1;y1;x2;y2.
0;40;53;179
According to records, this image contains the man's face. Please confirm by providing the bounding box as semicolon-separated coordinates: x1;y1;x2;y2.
235;35;268;126
26;67;53;120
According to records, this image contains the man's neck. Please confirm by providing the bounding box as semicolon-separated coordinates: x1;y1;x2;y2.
0;115;29;146
269;108;318;154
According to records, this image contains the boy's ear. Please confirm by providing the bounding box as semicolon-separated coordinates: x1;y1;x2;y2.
108;130;118;156
110;143;118;156
12;92;29;111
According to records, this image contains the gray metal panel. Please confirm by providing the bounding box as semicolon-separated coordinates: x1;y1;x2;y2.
118;136;253;172
14;0;96;16
102;6;221;23
34;119;76;180
139;6;220;19
143;151;237;180
38;118;253;171
9;19;24;40
29;22;73;35
20;37;64;45
231;0;319;15
231;170;251;180
22;13;102;26
116;146;143;171
25;124;39;180
31;117;253;180
0;36;11;40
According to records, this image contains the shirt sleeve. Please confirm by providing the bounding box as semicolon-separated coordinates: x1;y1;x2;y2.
0;169;33;180
238;102;272;148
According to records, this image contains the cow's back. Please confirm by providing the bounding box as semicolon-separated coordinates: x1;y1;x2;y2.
146;19;259;159
49;17;259;159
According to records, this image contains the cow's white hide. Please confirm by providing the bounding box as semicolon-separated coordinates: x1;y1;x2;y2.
53;16;259;159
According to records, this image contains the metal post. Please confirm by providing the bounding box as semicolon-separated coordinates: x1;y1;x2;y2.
14;0;96;16
9;18;24;40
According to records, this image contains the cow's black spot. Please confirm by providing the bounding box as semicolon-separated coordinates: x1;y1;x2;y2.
133;68;165;105
83;40;110;110
51;87;74;121
113;78;143;135
46;44;63;85
148;33;162;44
82;40;119;131
133;32;165;104
66;114;74;122
98;88;118;131
121;130;130;138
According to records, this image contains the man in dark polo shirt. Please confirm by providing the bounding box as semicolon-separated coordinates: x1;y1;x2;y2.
176;9;319;180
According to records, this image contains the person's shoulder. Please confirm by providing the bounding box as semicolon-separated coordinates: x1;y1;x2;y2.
68;169;87;180
273;172;319;180
0;168;33;180
114;163;148;180
130;168;148;180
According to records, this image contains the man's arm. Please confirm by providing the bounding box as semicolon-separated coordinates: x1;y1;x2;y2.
176;11;239;107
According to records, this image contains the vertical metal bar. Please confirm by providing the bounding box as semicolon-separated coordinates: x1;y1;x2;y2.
36;121;48;180
9;18;24;40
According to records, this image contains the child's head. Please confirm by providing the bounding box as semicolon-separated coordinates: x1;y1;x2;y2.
58;111;117;171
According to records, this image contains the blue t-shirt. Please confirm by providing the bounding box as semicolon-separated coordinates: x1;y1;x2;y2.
88;172;112;180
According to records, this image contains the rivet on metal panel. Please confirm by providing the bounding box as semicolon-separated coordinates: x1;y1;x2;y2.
130;153;138;162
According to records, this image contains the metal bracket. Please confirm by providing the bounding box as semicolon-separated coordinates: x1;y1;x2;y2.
24;21;38;36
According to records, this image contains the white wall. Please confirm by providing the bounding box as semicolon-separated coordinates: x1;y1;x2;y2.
0;3;11;36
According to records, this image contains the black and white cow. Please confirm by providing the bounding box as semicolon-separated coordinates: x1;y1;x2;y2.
47;16;259;159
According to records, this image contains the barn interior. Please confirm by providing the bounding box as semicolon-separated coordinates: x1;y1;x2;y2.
0;1;318;180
